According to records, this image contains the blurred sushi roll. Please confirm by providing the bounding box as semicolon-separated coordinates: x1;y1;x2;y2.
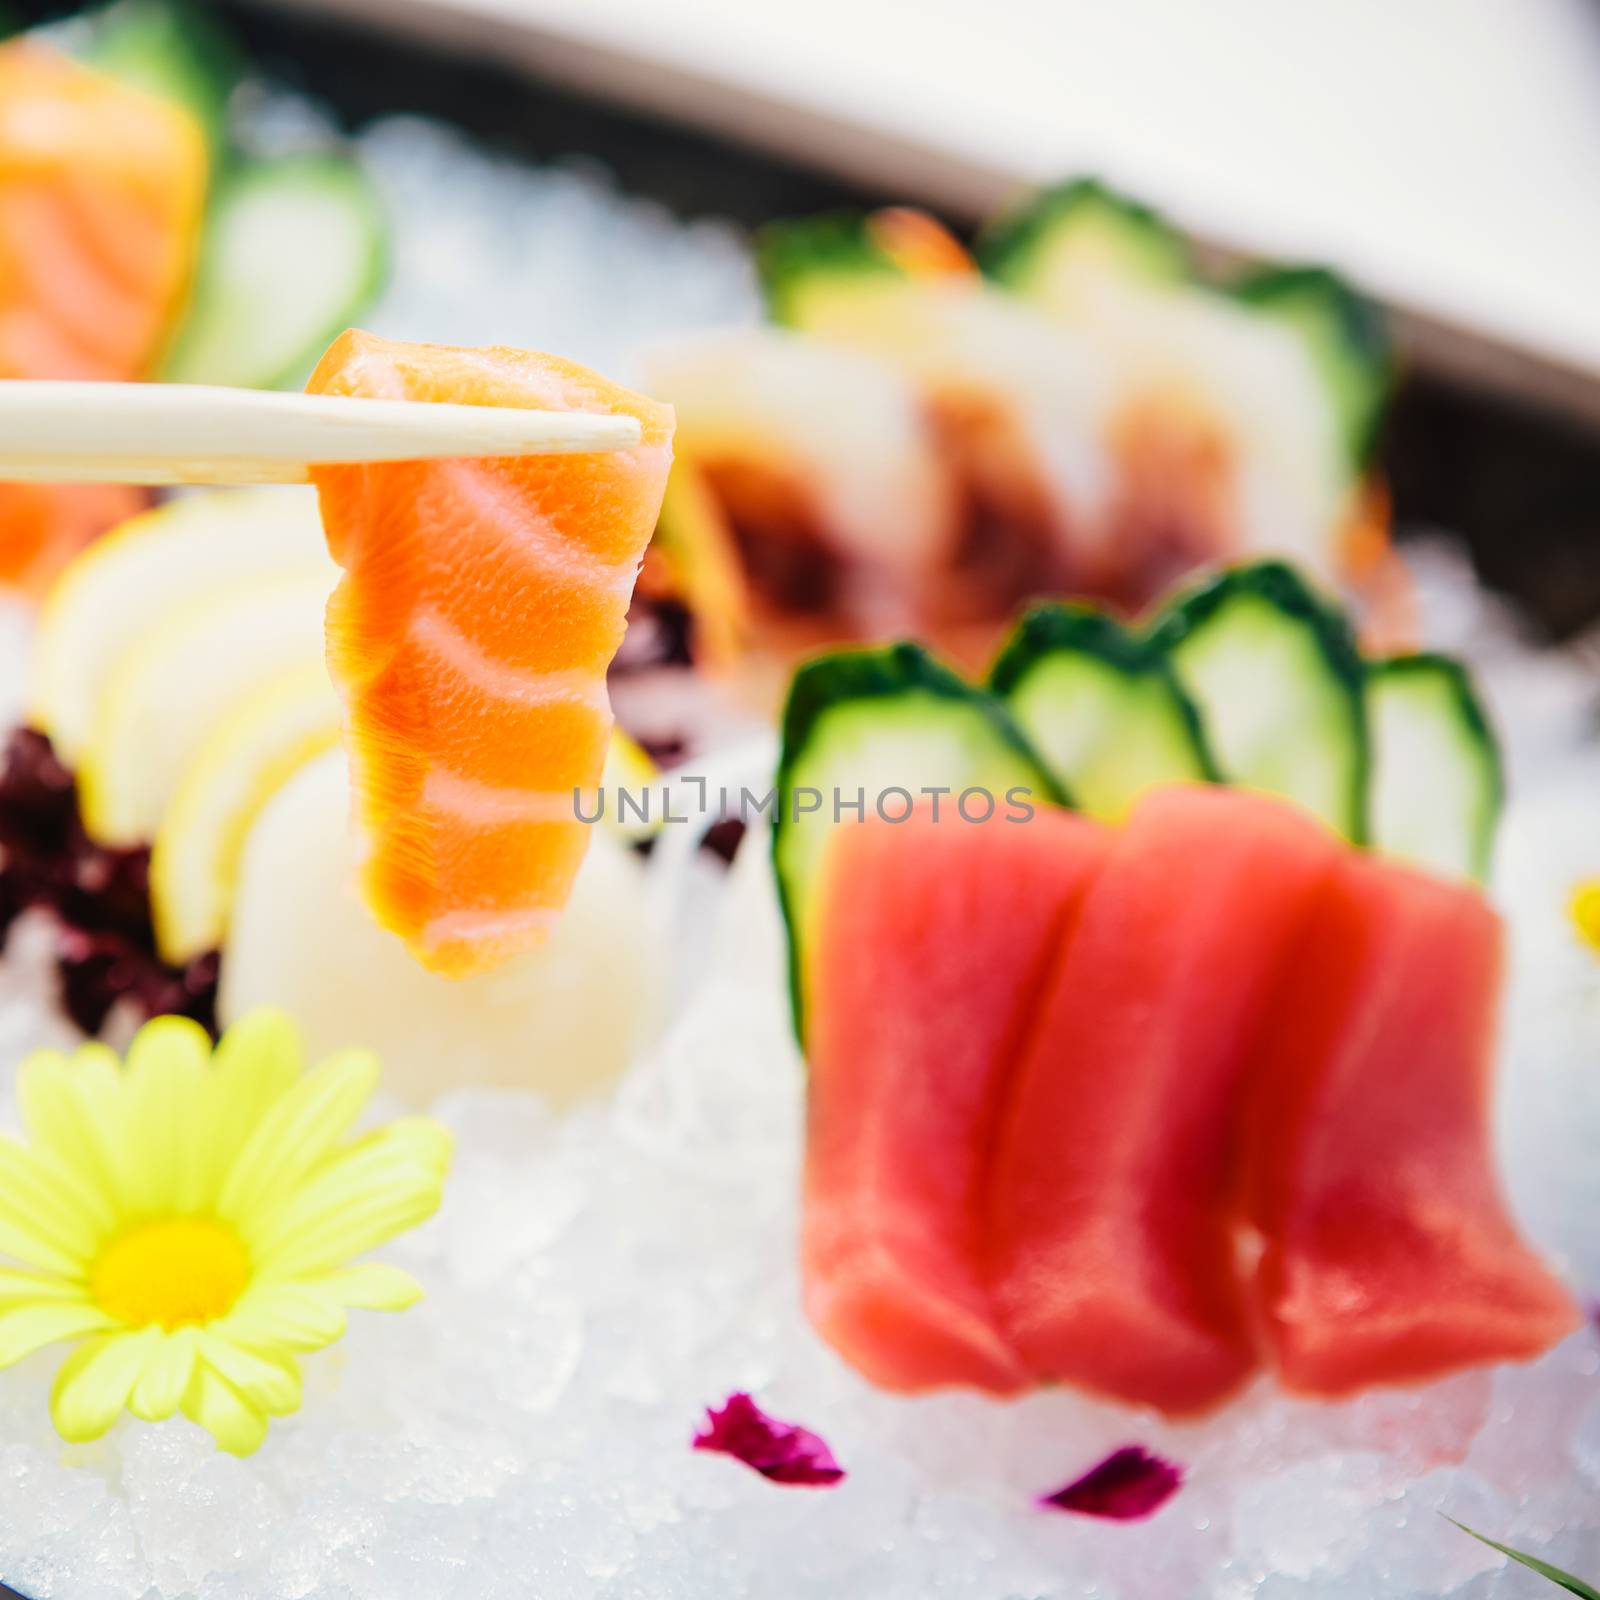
981;182;1393;604
645;327;960;651
760;210;1120;612
645;182;1403;682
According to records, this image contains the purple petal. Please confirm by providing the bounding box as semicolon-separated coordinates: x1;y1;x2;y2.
693;1392;845;1487
1040;1446;1184;1521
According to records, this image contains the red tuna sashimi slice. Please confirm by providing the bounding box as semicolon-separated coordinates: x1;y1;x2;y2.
804;804;1112;1393
985;784;1342;1414
1243;850;1579;1396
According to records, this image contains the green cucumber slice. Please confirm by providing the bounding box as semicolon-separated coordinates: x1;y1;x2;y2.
755;211;906;329
977;178;1189;315
1229;266;1392;468
76;0;242;154
1367;654;1501;883
1151;561;1369;839
991;603;1216;820
774;641;1064;1035
163;154;388;390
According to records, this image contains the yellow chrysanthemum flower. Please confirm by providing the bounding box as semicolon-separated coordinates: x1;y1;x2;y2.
0;1009;451;1456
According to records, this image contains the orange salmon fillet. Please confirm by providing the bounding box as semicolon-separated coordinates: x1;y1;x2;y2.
0;41;204;593
0;481;147;597
305;329;675;977
0;41;206;382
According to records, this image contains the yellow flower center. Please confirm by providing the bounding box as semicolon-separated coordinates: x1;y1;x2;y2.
1569;878;1600;954
91;1218;250;1330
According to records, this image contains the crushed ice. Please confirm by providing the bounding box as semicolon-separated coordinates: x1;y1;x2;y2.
0;108;1598;1600
0;774;1596;1597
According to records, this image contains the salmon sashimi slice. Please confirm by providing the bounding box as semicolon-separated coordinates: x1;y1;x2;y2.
804;805;1112;1393
0;41;206;383
305;330;674;977
985;785;1342;1414
1243;850;1580;1396
0;481;147;597
0;41;205;595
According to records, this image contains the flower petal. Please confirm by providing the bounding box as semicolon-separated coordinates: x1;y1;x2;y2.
1039;1446;1185;1521
0;1213;80;1277
196;1332;302;1417
0;1268;89;1308
0;1299;116;1366
50;1327;161;1443
312;1262;424;1312
29;1141;124;1244
216;1284;346;1354
182;1364;268;1457
693;1393;846;1487
193;1009;304;1204
129;1327;199;1422
0;1137;106;1269
121;1016;212;1216
216;1049;380;1228
246;1120;450;1275
252;1179;445;1283
385;1116;454;1176
17;1045;126;1221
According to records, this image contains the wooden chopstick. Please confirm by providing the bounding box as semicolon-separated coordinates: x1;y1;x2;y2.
0;381;643;486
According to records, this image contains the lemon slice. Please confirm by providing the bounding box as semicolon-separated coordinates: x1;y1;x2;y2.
651;459;748;669
150;663;343;963
78;567;334;845
30;487;330;764
601;726;663;842
220;748;663;1108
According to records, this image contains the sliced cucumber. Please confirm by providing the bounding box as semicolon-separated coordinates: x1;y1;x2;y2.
1229;266;1392;468
1367;654;1501;882
76;0;242;153
977;178;1189;316
163;155;388;390
755;211;906;329
1151;561;1369;839
774;641;1064;1034
991;603;1215;820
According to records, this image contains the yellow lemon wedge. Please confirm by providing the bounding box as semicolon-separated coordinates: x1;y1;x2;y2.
601;726;664;842
29;487;330;764
150;663;343;964
650;459;749;670
78;567;335;846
